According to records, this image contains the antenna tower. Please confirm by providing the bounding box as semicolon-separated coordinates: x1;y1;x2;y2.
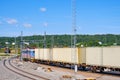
72;0;77;73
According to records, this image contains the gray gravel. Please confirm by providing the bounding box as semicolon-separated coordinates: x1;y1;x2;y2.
12;59;86;80
0;60;31;80
12;59;120;80
1;58;120;80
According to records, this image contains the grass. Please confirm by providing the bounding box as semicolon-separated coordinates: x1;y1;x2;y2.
0;53;10;56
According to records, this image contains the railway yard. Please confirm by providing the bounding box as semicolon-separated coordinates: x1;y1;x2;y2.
1;0;120;80
0;56;119;80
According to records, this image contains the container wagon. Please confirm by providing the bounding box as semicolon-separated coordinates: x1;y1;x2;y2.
22;47;120;75
86;46;120;73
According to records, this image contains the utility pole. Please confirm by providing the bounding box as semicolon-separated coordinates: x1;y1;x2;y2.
15;36;18;55
43;31;46;60
50;35;54;61
20;31;23;61
72;0;77;73
44;31;46;48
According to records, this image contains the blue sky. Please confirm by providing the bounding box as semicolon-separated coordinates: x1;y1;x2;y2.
0;0;120;36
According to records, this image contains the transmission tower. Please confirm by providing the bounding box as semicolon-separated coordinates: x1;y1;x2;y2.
72;0;77;73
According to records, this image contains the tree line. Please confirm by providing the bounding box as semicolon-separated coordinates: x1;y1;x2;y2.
0;34;120;48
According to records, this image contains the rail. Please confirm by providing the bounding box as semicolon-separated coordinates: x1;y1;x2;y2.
3;58;49;80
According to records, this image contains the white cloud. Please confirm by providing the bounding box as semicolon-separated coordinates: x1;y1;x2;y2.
23;23;32;27
40;7;47;12
6;18;18;24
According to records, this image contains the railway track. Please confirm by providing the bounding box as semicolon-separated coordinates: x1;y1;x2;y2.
37;63;120;80
3;58;50;80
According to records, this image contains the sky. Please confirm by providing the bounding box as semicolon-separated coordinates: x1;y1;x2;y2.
0;0;120;36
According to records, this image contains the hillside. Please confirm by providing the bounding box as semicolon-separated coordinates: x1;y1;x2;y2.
0;34;120;48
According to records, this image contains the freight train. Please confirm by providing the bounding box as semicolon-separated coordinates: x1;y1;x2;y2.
22;46;120;75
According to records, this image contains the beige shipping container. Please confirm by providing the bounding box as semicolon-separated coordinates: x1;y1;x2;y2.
103;46;120;68
34;47;120;68
35;48;86;64
35;48;40;59
78;48;86;64
86;46;120;68
52;48;79;63
86;47;102;66
35;48;51;60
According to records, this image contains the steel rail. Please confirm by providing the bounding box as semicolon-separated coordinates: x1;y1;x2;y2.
3;59;49;80
3;59;35;80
